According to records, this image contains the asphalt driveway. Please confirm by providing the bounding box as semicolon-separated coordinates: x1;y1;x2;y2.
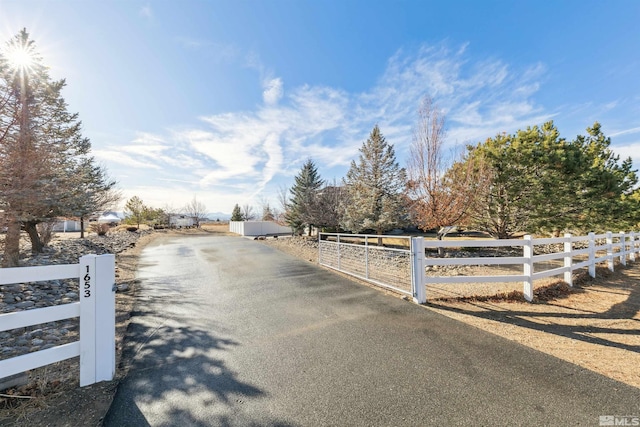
104;234;640;426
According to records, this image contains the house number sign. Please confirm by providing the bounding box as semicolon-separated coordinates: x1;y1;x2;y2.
84;265;91;298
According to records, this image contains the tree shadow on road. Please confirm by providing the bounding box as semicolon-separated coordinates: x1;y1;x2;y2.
104;282;296;427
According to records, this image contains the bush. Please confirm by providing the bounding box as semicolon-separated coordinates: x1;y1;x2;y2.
90;223;110;236
37;220;57;246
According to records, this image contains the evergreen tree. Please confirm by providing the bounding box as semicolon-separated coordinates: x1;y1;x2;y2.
124;196;147;228
464;121;638;237
286;159;324;235
262;203;275;221
341;125;407;236
572;122;638;231
231;204;243;221
0;29;113;263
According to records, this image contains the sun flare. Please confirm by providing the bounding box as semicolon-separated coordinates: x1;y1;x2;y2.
4;43;35;70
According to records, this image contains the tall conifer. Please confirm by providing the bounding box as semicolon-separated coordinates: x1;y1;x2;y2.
341;125;407;236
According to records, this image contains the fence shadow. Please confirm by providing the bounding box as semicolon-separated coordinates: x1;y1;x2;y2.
104;280;296;427
427;269;640;354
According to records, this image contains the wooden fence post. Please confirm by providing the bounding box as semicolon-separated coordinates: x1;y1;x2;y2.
564;233;573;286
523;235;534;302
411;237;426;304
630;232;636;262
588;232;596;278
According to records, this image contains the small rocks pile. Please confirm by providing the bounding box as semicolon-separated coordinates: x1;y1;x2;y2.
0;230;150;361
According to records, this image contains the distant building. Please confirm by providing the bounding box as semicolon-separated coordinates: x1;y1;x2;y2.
52;218;82;232
169;214;195;228
97;212;122;226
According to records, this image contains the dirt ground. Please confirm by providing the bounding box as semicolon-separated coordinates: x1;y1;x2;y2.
2;225;638;425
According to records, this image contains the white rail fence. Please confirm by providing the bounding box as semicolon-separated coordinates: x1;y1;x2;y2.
0;254;116;387
319;231;639;303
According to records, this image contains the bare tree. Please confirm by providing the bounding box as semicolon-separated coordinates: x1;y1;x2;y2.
241;204;256;221
184;196;207;227
406;96;486;254
275;185;289;225
160;203;180;228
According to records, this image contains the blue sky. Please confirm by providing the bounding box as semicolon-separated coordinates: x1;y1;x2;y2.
2;0;640;216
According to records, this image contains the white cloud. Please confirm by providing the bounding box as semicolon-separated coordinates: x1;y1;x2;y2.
114;41;554;212
93;148;162;170
610;126;640;137
262;77;283;105
613;142;640;165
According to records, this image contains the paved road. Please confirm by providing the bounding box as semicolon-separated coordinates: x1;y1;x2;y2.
105;235;640;426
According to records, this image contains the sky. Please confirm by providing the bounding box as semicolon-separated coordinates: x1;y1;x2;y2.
1;0;640;217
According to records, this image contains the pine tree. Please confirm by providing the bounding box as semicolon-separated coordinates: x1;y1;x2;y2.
262;203;275;221
124;196;146;228
341;125;407;237
465;121;639;237
286;159;324;235
0;29;114;263
231;204;243;221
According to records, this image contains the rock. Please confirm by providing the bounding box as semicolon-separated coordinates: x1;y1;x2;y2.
15;301;34;309
1;229;148;362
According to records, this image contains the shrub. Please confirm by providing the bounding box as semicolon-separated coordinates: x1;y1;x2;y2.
90;223;110;236
37;220;57;246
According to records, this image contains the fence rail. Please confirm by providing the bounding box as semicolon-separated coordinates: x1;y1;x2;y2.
422;231;639;302
319;231;640;304
0;254;115;387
